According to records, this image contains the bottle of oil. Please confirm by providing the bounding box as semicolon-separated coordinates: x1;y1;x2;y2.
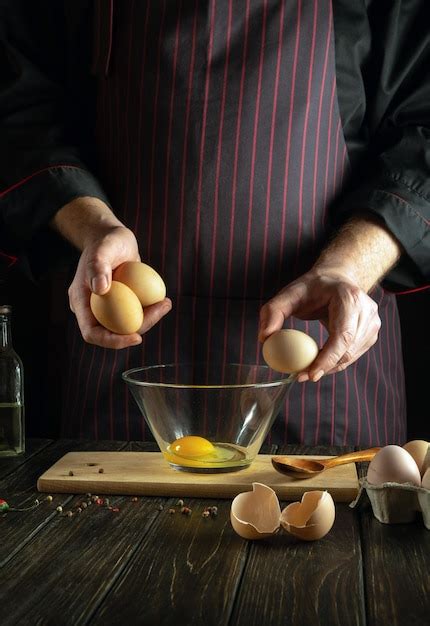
0;305;25;455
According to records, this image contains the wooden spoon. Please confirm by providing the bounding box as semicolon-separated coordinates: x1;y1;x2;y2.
271;448;380;479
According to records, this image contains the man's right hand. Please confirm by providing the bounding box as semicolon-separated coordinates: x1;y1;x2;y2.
52;197;172;349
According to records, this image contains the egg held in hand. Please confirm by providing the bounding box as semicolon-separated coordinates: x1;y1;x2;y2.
113;262;166;308
262;329;319;373
90;281;144;334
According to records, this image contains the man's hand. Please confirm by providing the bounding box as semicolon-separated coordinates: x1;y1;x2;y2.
259;269;381;381
68;226;172;349
259;216;402;381
52;197;172;349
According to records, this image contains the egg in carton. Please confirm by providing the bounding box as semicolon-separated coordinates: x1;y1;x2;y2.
350;442;430;529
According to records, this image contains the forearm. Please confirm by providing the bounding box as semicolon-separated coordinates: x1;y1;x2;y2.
313;216;402;292
51;196;125;251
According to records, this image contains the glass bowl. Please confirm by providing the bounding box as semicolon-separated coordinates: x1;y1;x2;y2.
122;363;294;473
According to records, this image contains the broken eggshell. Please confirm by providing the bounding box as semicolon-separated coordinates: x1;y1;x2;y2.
280;490;335;541
230;483;281;540
230;483;335;542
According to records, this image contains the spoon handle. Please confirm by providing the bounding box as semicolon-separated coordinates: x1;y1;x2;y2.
323;447;381;469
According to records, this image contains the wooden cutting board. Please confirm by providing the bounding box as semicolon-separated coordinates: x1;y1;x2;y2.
37;452;359;502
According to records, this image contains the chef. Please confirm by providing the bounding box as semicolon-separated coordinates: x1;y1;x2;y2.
1;1;429;445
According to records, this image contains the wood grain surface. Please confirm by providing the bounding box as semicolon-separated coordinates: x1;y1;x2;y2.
37;451;359;502
0;440;428;626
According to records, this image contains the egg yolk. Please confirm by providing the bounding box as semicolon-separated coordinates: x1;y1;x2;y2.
170;436;215;459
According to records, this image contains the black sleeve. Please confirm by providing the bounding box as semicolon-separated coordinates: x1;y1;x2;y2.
335;0;430;292
0;0;110;272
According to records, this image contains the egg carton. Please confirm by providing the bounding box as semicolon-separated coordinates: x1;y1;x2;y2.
349;478;430;529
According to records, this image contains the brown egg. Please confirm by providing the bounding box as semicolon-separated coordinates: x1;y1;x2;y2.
90;280;144;334
113;262;166;308
262;329;319;373
366;445;421;486
280;491;335;541
422;468;430;490
403;440;429;476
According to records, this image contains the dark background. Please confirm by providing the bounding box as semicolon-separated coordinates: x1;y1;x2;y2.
1;262;429;442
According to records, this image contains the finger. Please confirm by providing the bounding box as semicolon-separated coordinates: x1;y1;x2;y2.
307;293;360;381
86;253;113;295
81;325;142;349
258;282;307;342
138;298;172;335
325;310;381;375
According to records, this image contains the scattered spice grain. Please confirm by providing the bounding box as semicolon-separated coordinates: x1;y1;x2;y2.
68;470;74;476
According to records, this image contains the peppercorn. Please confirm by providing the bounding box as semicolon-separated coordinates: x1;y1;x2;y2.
177;499;184;507
98;468;104;474
45;495;53;503
67;511;73;518
68;470;74;476
169;508;176;514
131;497;138;502
202;510;210;518
56;506;63;513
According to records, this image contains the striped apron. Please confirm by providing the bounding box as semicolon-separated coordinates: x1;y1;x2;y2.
61;0;407;446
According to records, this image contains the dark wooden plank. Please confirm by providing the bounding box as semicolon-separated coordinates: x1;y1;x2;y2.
360;514;430;626
0;439;128;567
228;445;365;626
0;438;53;480
356;454;430;626
0;493;171;625
90;497;249;626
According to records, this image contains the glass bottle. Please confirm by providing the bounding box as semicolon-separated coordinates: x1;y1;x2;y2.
0;305;25;455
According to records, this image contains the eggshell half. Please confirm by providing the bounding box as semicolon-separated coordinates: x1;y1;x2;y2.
230;483;281;540
262;329;319;373
90;281;144;334
367;445;421;487
403;440;430;476
113;262;166;308
280;491;335;541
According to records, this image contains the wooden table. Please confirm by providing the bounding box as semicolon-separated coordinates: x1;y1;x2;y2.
0;439;429;626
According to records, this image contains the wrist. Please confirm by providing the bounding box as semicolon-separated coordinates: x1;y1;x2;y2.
51;196;125;252
310;262;362;289
312;217;402;293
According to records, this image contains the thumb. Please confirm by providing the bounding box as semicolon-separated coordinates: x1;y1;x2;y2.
86;244;116;295
258;305;285;343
